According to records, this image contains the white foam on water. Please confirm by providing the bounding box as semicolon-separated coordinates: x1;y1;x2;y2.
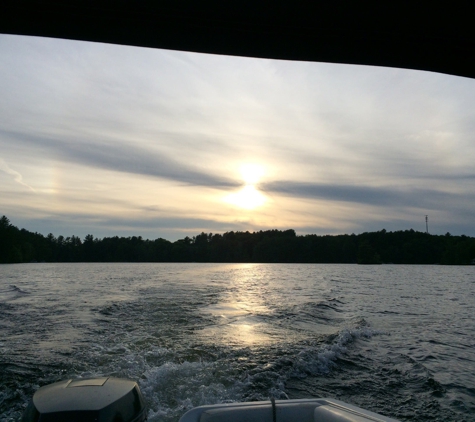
291;325;383;378
131;324;384;421
140;360;247;422
74;318;386;422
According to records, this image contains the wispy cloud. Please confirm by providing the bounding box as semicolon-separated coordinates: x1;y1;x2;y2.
1;129;240;188
262;180;471;210
0;158;36;192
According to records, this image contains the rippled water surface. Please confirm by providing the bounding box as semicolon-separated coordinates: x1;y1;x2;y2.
1;263;474;421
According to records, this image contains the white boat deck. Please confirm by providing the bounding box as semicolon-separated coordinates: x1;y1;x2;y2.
179;398;400;422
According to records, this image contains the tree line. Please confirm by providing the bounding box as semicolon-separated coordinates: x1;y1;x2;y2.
1;215;474;265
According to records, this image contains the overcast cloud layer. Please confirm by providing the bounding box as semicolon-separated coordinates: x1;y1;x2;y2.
1;34;475;240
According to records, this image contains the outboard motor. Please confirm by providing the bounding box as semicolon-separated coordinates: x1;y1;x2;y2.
22;377;147;422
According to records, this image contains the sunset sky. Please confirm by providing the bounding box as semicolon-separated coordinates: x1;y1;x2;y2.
1;34;475;241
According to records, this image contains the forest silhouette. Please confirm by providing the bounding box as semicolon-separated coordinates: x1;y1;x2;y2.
1;215;474;265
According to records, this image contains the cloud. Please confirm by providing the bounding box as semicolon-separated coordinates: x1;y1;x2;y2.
0;158;36;192
95;215;248;232
0;129;240;189
262;180;471;210
2;35;475;239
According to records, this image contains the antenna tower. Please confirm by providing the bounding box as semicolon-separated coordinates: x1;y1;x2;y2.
425;215;429;234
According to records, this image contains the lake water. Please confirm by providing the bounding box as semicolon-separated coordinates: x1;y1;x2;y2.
0;263;474;421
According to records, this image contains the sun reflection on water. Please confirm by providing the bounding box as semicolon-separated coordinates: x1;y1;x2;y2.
197;264;299;347
199;301;274;346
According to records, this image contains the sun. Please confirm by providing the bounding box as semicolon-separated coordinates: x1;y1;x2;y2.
239;164;265;185
224;163;267;210
225;185;266;210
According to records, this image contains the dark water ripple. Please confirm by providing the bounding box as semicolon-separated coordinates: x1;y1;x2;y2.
0;263;474;421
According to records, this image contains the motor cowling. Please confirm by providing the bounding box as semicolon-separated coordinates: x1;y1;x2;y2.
22;377;147;422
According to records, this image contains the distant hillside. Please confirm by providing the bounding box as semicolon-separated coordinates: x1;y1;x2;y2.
1;215;474;265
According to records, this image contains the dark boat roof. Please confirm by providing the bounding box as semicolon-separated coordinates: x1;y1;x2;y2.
1;1;474;79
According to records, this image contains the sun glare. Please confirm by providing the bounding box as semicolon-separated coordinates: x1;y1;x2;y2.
227;185;266;209
224;164;267;209
240;164;264;185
